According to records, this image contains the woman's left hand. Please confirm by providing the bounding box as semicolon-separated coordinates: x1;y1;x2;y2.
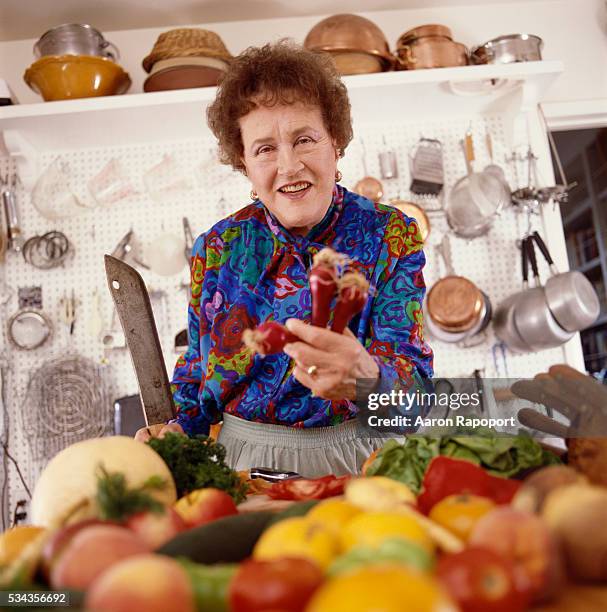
283;318;379;400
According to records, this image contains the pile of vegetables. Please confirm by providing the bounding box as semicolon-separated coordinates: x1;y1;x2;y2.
3;426;607;611
364;428;561;494
243;247;369;355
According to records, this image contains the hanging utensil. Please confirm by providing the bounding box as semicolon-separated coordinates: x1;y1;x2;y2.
530;231;599;332
7;286;53;350
511;148;541;211
409;137;444;196
59;289;78;336
353;139;384;202
100;307;126;349
378;136;398;180
445;131;510;239
1;173;25;253
536;104;576;205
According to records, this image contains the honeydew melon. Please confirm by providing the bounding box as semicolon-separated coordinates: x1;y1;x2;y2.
31;436;176;527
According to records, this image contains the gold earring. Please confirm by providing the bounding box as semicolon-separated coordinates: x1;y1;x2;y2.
335;170;342;183
250;189;258;200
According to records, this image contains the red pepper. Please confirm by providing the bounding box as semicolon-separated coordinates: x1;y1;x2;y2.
266;475;350;501
417;456;521;515
309;248;345;328
330;271;369;334
242;321;298;356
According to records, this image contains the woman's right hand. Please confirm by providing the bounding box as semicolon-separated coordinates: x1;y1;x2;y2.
134;422;185;443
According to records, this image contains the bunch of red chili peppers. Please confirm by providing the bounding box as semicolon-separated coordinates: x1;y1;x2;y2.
243;248;370;355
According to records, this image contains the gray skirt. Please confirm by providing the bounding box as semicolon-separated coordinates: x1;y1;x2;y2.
217;413;392;478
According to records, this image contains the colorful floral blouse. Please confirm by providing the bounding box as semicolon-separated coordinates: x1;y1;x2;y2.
171;184;434;436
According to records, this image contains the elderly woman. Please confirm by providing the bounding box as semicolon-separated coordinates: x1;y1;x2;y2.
139;41;433;477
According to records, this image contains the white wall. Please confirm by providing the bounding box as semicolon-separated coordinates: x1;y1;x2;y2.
1;0;606;106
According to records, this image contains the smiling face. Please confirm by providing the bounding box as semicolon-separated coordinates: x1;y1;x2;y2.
239;102;340;235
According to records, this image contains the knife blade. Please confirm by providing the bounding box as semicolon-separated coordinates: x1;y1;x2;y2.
104;255;175;425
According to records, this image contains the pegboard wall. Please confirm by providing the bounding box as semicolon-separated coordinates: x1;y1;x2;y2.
0;110;576;524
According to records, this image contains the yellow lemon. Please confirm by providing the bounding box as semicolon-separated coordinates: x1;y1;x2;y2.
0;525;46;566
253;517;339;570
341;511;434;555
306;499;362;538
306;564;458;612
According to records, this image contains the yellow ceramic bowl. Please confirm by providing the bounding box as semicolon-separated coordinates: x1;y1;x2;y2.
24;55;131;101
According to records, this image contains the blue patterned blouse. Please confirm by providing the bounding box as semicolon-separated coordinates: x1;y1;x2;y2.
171;185;433;436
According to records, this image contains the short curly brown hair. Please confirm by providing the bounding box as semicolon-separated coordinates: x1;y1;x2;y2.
207;40;353;173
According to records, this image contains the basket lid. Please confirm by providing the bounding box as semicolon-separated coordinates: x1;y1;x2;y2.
142;28;232;73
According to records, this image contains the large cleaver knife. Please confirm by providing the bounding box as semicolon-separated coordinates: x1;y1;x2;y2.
104;255;175;425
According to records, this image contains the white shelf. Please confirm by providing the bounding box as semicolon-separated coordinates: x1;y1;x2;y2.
0;61;563;187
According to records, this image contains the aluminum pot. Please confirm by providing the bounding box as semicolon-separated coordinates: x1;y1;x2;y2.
513;237;574;351
470;34;543;65
531;231;600;332
34;24;119;61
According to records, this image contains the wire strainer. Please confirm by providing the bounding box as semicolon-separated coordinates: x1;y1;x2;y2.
21;355;112;461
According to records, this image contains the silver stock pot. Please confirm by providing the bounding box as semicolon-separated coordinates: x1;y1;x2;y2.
470;34;543;65
34;24;119;61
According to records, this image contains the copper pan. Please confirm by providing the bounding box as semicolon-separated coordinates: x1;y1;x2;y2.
388;199;430;242
428;236;484;333
353;176;383;202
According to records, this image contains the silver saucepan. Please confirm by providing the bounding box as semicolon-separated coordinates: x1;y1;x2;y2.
513;237;574;351
530;231;600;332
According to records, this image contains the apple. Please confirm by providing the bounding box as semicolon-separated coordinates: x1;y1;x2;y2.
126;507;186;549
86;553;195;612
50;524;149;590
174;488;238;528
469;506;564;603
40;518;111;580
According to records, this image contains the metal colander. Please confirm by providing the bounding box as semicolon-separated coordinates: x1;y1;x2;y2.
22;355;112;461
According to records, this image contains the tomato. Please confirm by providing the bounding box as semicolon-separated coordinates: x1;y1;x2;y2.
266;475;350;501
429;494;496;541
436;547;530;612
229;557;324;612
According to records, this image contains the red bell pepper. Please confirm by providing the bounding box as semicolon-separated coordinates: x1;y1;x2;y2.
266;475;350;501
417;456;521;515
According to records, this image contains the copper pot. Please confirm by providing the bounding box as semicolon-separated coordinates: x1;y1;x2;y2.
304;14;394;73
396;24;468;70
